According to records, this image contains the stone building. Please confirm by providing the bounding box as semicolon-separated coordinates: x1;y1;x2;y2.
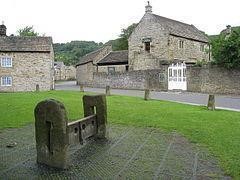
54;61;65;80
65;66;76;80
97;50;128;73
128;2;210;71
76;2;212;91
0;23;54;92
76;46;129;85
54;61;76;80
76;45;112;85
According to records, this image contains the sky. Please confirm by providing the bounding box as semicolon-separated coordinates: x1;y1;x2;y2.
1;0;240;43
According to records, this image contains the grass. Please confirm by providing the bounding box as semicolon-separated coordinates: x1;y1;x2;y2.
0;90;240;178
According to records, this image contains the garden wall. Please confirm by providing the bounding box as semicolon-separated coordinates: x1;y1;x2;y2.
187;66;240;95
88;65;240;95
92;66;168;91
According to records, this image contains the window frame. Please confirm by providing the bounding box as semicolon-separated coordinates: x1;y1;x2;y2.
1;76;12;86
144;42;151;52
108;67;115;74
1;57;13;67
179;40;184;49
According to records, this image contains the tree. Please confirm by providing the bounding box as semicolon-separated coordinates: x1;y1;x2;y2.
53;41;102;65
120;23;138;39
211;29;240;69
107;23;138;51
17;26;39;37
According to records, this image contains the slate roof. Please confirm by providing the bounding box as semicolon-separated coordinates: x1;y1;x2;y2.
0;36;53;52
152;14;209;43
76;47;104;66
97;50;128;66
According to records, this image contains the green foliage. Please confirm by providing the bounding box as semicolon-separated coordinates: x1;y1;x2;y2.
53;41;102;65
195;59;208;67
53;23;137;65
106;23;138;51
211;29;240;69
17;26;39;37
0;91;240;178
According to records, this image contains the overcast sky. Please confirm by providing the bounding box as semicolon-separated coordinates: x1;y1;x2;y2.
1;0;239;43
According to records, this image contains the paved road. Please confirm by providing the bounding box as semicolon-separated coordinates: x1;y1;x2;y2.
56;81;240;111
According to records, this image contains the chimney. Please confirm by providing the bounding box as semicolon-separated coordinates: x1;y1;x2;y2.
145;1;152;14
226;25;231;34
0;21;7;36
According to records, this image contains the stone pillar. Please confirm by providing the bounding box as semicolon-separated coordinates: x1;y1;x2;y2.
207;94;215;110
106;86;110;96
34;99;69;169
80;84;84;92
144;89;150;100
83;95;107;139
36;84;39;92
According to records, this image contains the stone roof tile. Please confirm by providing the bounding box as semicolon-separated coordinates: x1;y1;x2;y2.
97;50;128;66
152;14;209;43
0;36;53;52
76;47;105;66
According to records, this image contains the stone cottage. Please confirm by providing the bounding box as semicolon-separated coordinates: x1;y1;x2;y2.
76;45;112;85
54;61;76;81
128;2;210;71
97;50;128;73
0;23;54;92
76;46;129;85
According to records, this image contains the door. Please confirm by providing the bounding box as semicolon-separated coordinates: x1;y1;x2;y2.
168;62;187;90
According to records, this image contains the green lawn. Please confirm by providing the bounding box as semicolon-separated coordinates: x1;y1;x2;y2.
0;91;240;178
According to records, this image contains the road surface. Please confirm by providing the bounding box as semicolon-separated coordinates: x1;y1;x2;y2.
55;81;240;112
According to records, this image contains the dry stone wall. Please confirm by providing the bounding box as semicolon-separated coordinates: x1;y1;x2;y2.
92;67;168;91
187;66;240;95
79;62;240;95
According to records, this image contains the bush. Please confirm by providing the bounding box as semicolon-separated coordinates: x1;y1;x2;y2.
211;29;240;69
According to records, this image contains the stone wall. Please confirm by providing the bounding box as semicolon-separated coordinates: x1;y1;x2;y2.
97;65;127;73
65;66;76;80
88;65;240;95
187;66;240;95
76;62;96;86
55;65;76;80
92;66;168;91
0;51;54;92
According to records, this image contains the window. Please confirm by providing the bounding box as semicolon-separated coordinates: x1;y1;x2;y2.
167;39;170;46
1;76;12;86
145;42;150;52
159;73;165;82
179;40;184;48
108;67;115;73
200;44;204;52
1;57;12;67
168;68;172;77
